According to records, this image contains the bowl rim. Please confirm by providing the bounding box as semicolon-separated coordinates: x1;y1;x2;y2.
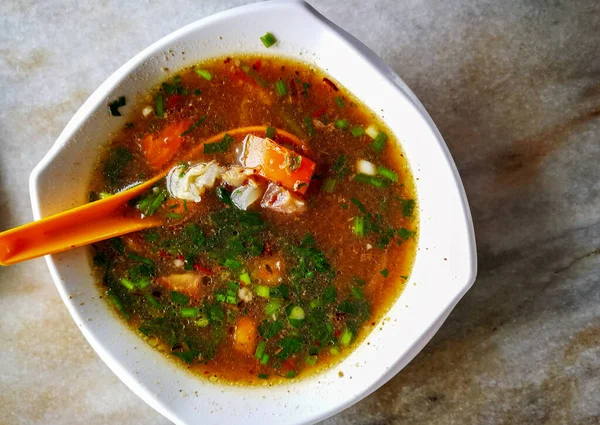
29;1;477;424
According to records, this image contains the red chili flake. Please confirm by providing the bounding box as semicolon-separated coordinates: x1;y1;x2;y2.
281;358;296;371
167;94;182;110
224;57;232;64
334;329;341;338
232;69;253;85
263;241;272;256
204;370;210;375
312;107;327;118
159;249;170;258
289;78;298;98
177;254;185;261
322;77;338;91
252;60;262;71
194;263;213;275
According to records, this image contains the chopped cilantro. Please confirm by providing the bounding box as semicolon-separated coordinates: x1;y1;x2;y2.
204;133;234;153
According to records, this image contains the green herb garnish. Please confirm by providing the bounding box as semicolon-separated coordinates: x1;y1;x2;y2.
204;133;234;153
180;115;207;136
260;32;277;48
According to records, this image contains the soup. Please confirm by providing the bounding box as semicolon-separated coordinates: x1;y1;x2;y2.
90;54;417;385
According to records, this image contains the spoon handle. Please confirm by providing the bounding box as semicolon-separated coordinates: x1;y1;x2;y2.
0;175;163;266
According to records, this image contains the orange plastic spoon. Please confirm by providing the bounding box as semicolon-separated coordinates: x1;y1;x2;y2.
0;175;164;266
0;127;307;266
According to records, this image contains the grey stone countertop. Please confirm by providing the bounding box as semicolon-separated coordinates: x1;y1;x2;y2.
1;1;599;424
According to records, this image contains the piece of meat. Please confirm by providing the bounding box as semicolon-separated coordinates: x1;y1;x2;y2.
260;182;307;213
233;317;258;356
167;161;224;202
221;165;253;187
251;256;285;286
156;273;203;298
231;178;265;210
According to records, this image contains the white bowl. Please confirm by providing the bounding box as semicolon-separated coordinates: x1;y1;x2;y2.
29;1;477;424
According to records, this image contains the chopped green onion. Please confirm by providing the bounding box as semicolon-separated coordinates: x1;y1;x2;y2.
256;285;270;298
265;126;276;139
371;132;388;153
144;232;160;242
329;346;340;356
350;126;364;137
340;202;348;210
265;299;282;316
193;88;202;96
240;63;269;87
377;166;398;182
401;199;415;217
171;291;189;305
195;69;212;80
353;174;388;188
255;340;267;359
260;353;270;365
166;213;182;219
135;277;151;289
304;116;314;136
305;355;318;366
204;133;234;154
155;94;164;118
380;269;389;278
239;272;251;285
127;251;153;264
351;286;364;299
195;316;209;327
352;216;365;237
285;370;297;379
288;305;305;320
335;119;349;129
258;373;269;379
339;329;353;346
352;276;367;286
335;96;345;108
260;32;277;47
223;258;242;269
108;291;130;320
127;252;154;267
180;307;201;318
98;192;112;199
302;82;311;96
309;299;322;309
119;278;135;291
145;293;162;309
400;275;409;280
180;115;207;136
183;200;188;212
275;80;287;96
137;187;168;216
350;197;367;213
332;154;350;179
322;177;336;193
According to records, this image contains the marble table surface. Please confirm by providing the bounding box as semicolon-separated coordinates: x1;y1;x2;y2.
1;0;599;424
